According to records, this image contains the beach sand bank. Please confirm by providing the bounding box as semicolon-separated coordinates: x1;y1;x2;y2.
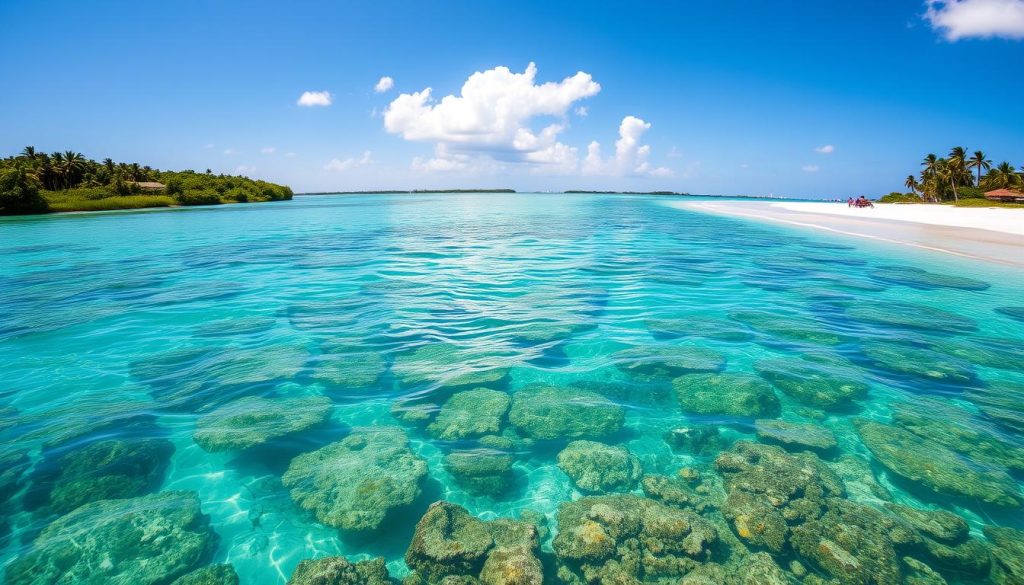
672;200;1024;268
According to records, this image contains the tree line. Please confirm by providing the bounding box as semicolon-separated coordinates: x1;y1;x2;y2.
903;147;1023;203
1;147;293;215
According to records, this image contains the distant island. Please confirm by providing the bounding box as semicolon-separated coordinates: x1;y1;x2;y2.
297;189;517;195
0;147;293;216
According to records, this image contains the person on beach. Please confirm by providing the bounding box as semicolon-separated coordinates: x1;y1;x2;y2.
847;197;854;207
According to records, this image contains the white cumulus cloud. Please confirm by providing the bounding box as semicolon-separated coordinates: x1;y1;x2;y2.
925;0;1024;40
815;144;836;154
582;116;672;177
374;76;395;93
297;90;333;107
383;62;599;155
324;151;373;172
575;106;589;117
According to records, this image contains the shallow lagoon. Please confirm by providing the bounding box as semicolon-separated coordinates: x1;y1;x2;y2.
1;193;1023;584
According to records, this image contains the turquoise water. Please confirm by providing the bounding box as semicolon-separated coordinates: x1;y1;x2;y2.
1;193;1023;584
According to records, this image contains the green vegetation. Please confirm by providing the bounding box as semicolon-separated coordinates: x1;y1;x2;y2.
1;146;292;216
878;192;923;204
898;147;1022;203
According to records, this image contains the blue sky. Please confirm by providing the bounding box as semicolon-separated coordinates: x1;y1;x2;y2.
1;0;1023;197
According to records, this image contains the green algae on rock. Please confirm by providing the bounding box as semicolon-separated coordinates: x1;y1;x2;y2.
552;494;718;583
405;501;542;585
445;450;515;497
965;381;1024;434
313;343;386;388
5;490;216;585
729;310;849;346
663;425;724;455
645;317;755;342
854;419;1022;508
754;358;868;410
754;419;837;453
891;400;1024;473
715;441;844;551
929;337;1024;373
170;564;240;585
508;386;624;440
869;265;991;291
557;440;642;493
640;474;703;510
428;388;511;440
790;500;910;585
844;302;977;333
674;373;781;418
286;556;390;585
614;345;726;381
47;438;174;514
282;426;427;532
985;525;1024;585
995;306;1024;323
193;395;331;452
391;343;467;386
861;341;975;383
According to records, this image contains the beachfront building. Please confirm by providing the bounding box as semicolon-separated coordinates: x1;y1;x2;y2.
985;189;1024;203
133;181;166;192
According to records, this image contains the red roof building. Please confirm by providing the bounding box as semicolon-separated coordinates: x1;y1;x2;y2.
984;189;1024;202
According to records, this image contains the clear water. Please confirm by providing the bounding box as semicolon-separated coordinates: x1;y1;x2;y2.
1;193;1023;584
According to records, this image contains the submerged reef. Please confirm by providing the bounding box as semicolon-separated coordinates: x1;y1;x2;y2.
282;426;427;532
44;437;174;515
674;373;781;417
855;419;1022;508
508;386;624;440
427;388;511;440
170;564;240;585
445;450;516;497
552;494;718;583
891;400;1024;473
286;556;390;585
844;302;977;333
966;381;1024;434
404;501;543;585
729;310;848;346
754;419;837;453
754;358;868;410
6;490;216;585
860;341;975;383
313;342;387;388
557;440;642;493
614;345;726;381
645;317;755;342
869;265;991;290
193;395;331;452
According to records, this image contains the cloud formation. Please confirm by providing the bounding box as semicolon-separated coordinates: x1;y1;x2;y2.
582;116;672;177
324;151;373;172
384;63;676;178
815;144;835;154
925;0;1024;40
297;91;333;107
374;76;394;93
802;165;821;173
384;63;598;155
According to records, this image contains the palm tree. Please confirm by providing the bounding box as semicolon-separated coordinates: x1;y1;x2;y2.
982;162;1022;190
59;151;87;190
20;146;38;160
103;158;115;175
904;175;920;196
128;163;142;181
947;147;969;202
967;151;991;186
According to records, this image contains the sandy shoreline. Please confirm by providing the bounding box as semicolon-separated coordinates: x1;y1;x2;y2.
672;200;1024;268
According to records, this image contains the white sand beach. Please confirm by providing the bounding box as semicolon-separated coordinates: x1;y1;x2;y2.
673;200;1024;267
